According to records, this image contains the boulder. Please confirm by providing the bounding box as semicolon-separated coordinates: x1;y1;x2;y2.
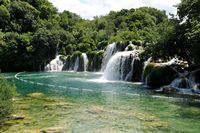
146;65;179;88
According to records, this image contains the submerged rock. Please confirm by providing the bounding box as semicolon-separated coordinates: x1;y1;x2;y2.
40;127;68;133
27;93;44;98
157;86;179;94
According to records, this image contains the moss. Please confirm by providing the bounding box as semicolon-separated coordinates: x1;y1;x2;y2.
143;63;157;78
59;55;67;62
97;50;104;57
86;51;97;59
72;51;82;57
127;45;134;51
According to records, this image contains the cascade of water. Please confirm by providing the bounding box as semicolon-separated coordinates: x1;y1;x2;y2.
74;56;80;71
101;50;141;81
101;43;117;71
142;57;152;83
45;55;64;71
82;53;88;71
170;77;194;89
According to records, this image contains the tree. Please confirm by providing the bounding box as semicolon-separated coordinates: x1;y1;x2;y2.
0;5;10;31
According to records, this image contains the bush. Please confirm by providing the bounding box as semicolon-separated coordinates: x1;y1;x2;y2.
97;41;108;50
77;43;91;53
0;77;16;124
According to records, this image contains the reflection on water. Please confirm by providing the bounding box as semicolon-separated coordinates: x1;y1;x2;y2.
1;72;200;133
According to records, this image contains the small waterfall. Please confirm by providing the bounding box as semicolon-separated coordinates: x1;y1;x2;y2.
142;57;152;82
170;77;194;89
82;53;88;71
101;51;142;81
74;57;80;71
101;43;117;71
45;55;64;71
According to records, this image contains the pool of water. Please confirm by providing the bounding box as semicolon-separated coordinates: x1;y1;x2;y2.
1;72;200;133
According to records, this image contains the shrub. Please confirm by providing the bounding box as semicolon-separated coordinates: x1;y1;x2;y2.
97;41;108;50
77;43;91;53
0;77;16;124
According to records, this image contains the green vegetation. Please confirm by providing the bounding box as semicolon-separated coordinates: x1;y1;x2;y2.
0;0;199;72
0;77;16;124
146;65;179;88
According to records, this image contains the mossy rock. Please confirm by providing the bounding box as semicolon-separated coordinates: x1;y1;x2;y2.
72;51;82;57
147;65;179;89
127;45;134;51
143;63;157;78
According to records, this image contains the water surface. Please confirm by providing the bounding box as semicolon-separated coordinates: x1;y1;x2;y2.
1;72;200;133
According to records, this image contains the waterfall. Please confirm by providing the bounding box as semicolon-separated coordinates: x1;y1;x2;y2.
170;77;194;89
101;43;117;71
82;53;88;71
45;55;64;71
101;51;142;81
142;57;152;82
74;56;79;71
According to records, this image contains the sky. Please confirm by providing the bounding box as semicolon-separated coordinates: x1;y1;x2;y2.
48;0;181;19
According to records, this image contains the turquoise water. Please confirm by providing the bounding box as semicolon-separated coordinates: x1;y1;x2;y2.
2;72;200;133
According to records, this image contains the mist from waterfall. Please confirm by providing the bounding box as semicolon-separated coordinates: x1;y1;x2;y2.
45;55;64;71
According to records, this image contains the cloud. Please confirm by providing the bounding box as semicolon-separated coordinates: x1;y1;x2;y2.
49;0;181;19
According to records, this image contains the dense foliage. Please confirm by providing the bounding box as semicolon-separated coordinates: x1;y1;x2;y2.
0;77;16;124
0;0;199;72
147;0;200;66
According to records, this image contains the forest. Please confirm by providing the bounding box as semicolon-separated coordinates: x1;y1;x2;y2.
0;0;199;72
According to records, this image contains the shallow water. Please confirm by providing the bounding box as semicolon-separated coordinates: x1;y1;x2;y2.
1;72;200;133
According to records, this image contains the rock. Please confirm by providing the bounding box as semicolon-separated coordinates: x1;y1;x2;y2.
146;65;179;88
131;58;143;82
171;64;185;73
40;127;68;133
11;114;25;120
158;86;179;94
143;63;156;79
